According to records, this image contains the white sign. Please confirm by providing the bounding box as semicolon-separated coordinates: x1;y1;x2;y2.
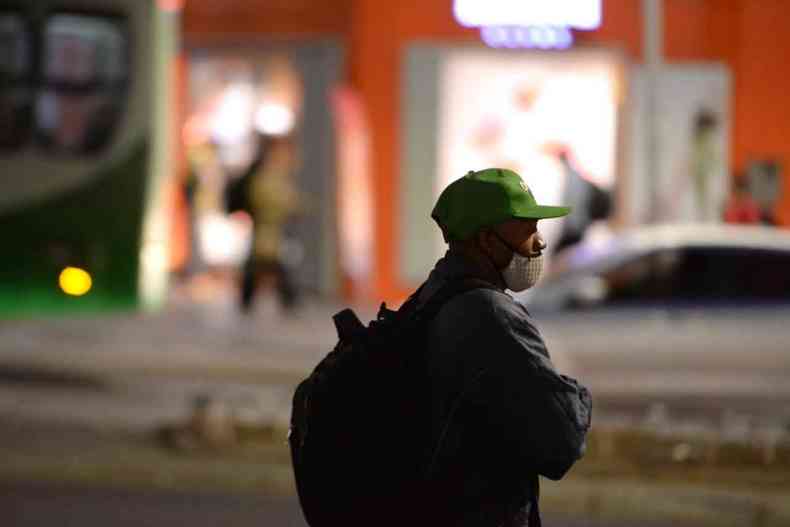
454;0;601;30
625;65;730;225
436;49;619;273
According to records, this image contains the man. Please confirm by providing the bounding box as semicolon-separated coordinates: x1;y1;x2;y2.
418;168;592;526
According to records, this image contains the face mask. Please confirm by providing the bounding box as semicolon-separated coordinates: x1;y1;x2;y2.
501;252;543;292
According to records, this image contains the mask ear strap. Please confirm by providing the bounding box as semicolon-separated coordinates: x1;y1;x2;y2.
479;230;515;276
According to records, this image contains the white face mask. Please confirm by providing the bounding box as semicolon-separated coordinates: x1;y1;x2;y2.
501;252;543;292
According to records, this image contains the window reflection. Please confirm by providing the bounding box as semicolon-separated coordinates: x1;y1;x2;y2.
42;14;127;86
36;14;128;154
36;90;123;153
0;13;30;80
0;13;32;149
603;250;681;304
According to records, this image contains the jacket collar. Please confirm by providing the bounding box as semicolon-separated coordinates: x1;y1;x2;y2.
436;249;505;288
416;250;505;307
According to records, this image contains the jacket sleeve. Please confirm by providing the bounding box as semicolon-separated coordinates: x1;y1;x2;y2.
466;297;592;481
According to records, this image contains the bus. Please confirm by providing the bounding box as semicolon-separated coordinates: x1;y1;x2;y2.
0;0;179;316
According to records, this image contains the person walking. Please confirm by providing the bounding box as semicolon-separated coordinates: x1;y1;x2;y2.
239;134;303;314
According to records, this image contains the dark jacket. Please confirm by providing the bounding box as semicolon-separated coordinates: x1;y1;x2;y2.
418;251;592;526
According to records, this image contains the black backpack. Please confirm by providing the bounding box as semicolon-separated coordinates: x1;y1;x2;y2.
224;171;251;214
289;279;495;527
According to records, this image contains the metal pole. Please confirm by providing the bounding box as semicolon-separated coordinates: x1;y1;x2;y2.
643;0;663;222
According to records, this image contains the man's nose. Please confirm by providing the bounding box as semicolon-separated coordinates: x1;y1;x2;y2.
533;234;547;253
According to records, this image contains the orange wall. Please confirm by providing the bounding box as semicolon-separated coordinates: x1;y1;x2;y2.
183;0;351;42
346;2;492;302
734;1;790;225
663;0;739;62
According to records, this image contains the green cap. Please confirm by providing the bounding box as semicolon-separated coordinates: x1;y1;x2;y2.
432;168;570;241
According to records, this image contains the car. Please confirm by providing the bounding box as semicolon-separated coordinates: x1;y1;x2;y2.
526;224;790;425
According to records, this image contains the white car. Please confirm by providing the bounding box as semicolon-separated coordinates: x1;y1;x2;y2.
527;224;790;423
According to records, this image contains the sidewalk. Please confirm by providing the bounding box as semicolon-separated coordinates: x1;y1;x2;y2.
0;291;376;431
0;293;375;382
3;292;790;526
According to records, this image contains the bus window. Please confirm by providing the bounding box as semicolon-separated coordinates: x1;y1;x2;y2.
42;14;127;86
0;13;30;80
0;13;32;150
36;90;122;153
36;14;128;154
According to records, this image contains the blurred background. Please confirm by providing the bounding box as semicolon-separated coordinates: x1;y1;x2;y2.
2;0;790;525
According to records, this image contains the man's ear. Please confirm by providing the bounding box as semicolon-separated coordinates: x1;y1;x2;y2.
476;229;494;255
479;228;513;271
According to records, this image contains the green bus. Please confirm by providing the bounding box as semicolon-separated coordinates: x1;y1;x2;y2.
0;0;178;316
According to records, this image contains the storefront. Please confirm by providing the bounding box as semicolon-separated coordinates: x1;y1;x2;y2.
182;0;790;304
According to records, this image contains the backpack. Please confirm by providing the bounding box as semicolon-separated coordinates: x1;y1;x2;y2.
224;171;251;214
288;279;495;527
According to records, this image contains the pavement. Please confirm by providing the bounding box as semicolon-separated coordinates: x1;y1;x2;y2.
0;285;377;433
1;281;786;436
3;286;790;526
5;481;681;527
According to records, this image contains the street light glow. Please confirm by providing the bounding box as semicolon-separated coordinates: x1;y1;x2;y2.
254;102;295;136
59;266;92;296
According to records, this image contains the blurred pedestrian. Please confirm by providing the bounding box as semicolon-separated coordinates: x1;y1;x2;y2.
422;168;592;526
238;133;304;314
554;148;611;254
690;109;723;222
723;176;761;224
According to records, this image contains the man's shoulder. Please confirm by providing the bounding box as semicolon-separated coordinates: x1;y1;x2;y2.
430;282;546;346
434;285;526;326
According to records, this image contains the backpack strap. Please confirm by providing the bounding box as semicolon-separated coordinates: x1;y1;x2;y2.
332;308;365;341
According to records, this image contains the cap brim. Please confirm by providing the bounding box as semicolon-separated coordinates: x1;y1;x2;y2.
513;205;571;220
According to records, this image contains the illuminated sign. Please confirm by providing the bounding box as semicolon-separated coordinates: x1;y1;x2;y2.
454;0;601;30
454;0;601;50
481;26;573;50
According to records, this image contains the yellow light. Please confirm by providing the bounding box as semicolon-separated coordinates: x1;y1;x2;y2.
59;267;93;296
